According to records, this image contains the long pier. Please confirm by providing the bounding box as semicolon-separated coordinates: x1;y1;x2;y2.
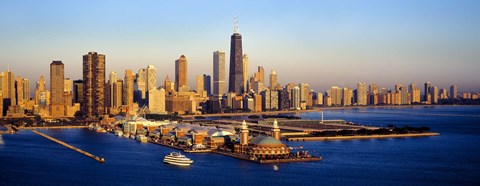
286;132;440;141
17;125;88;130
32;130;105;163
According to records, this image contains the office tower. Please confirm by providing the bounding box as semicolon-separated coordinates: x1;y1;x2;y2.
270;90;279;110
146;65;157;91
228;17;244;94
342;87;353;106
327;86;343;106
136;69;147;99
440;88;448;99
35;75;48;106
409;83;421;103
424;81;431;102
278;89;290;110
148;88;166;114
4;70;16;106
299;83;310;103
107;71;117;109
50;61;65;117
175;55;188;92
0;73;6;101
23;78;30;101
112;80;123;108
64;78;72;95
261;89;271;111
291;86;300;109
317;92;324;105
285;83;296;101
73;80;83;104
430;86;439;104
243;54;249;93
356;83;367;105
164;75;175;95
450;84;458;99
400;87;409;105
213;50;226;96
270;70;278;90
82;52;106;117
196;75;204;94
203;74;211;96
124;70;134;108
16;76;24;104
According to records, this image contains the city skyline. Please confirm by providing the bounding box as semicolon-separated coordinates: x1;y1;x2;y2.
0;1;479;92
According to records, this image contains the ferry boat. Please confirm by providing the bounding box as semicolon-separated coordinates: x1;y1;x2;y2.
163;152;193;166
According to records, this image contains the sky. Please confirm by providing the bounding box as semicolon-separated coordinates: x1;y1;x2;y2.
0;0;479;92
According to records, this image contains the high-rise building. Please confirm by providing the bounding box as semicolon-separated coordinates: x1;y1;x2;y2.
450;84;458;99
148;88;166;114
409;83;421;103
424;81;431;102
146;65;157;91
270;70;278;90
203;74;211;96
356;83;367;106
228;17;244;94
299;83;310;103
136;69;147;100
35;75;48;106
112;80;123;108
4;70;16;106
430;86;439;104
196;75;204;95
16;76;24;104
342;87;353;106
175;55;188;92
243;54;249;93
82;52;106;117
164;75;174;95
213;50;226;96
73;80;83;104
50;61;65;117
291;86;300;110
124;70;134;108
23;78;30;101
327;86;343;106
440;88;448;99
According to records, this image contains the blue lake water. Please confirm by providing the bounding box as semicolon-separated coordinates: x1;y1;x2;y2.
1;106;479;186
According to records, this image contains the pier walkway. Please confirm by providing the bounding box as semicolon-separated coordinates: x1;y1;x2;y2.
32;130;105;163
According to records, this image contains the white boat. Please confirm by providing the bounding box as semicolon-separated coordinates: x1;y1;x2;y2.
163;152;193;166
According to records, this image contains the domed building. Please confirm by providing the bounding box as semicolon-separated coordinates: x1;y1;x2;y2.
234;120;290;158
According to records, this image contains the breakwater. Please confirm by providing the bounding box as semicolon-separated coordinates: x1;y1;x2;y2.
32;130;105;163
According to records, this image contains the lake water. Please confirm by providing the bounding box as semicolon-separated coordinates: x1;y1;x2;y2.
1;106;479;186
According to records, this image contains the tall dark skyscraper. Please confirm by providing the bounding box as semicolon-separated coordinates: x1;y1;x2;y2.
82;52;106;117
228;17;244;94
50;61;65;117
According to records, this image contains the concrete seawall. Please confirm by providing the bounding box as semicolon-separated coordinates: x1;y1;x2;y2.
18;126;88;130
287;132;440;141
32;130;105;163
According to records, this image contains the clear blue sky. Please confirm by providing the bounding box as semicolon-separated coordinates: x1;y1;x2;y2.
1;0;479;92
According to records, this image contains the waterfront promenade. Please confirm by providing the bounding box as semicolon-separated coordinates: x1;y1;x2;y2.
286;132;440;141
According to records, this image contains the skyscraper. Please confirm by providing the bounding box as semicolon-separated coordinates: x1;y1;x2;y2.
112;80;123;108
5;70;15;106
23;78;30;101
50;61;65;117
175;55;188;92
124;70;134;108
213;50;226;96
16;76;24;104
291;86;300;110
203;74;211;96
196;75;204;94
424;81;431;102
228;17;244;94
82;52;106;117
356;82;367;106
73;80;83;104
270;70;278;90
146;65;156;91
450;84;458;99
243;54;249;93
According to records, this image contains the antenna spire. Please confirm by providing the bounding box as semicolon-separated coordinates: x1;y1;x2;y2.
234;16;239;34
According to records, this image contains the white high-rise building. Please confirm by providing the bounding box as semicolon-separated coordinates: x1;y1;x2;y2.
148;88;166;114
146;65;157;91
213;50;226;96
356;82;367;105
291;86;300;110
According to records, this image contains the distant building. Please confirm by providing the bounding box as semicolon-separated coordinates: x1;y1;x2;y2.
175;55;188;92
269;70;278;91
243;54;249;94
124;70;134;108
450;84;458;99
50;61;64;117
82;52;106;117
148;88;166;114
203;74;211;96
228;18;244;94
291;86;300;109
356;83;367;106
213;50;226;96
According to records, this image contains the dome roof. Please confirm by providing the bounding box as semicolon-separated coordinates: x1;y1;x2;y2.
249;136;283;146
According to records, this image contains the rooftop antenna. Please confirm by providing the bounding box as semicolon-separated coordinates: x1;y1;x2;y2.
234;16;239;34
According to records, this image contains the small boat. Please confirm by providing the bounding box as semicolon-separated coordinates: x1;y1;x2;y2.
163;152;193;166
273;165;279;171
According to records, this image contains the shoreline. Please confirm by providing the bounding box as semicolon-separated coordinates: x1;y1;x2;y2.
286;132;440;141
